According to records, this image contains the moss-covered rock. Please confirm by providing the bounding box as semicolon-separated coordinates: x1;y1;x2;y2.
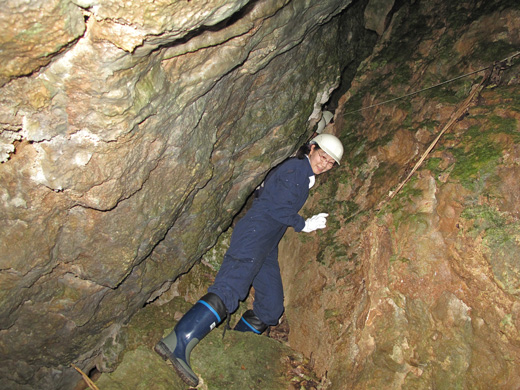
95;294;306;390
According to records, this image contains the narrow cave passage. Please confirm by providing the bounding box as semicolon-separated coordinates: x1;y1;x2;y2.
1;1;520;390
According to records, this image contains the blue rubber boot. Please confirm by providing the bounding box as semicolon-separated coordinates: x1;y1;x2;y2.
233;309;268;334
154;293;227;387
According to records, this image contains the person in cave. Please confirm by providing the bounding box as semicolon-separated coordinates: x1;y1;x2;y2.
154;133;344;387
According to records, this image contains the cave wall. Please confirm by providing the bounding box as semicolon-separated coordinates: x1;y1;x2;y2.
280;1;520;389
3;0;519;389
0;1;373;389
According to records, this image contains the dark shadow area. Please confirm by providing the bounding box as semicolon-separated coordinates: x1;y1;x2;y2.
161;0;261;51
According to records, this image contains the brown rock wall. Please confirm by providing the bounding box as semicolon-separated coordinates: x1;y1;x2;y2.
280;2;520;389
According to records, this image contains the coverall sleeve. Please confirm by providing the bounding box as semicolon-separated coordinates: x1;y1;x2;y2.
265;168;307;231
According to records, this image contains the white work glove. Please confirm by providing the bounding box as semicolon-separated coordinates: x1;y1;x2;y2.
302;213;329;233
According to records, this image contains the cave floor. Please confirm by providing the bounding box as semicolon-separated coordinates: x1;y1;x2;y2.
79;301;323;390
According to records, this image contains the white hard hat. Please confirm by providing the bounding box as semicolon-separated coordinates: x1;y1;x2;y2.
311;133;344;164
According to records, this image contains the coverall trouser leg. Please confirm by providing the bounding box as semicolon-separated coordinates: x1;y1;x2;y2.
208;245;284;326
252;246;284;325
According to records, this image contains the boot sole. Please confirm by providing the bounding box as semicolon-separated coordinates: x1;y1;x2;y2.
154;341;199;387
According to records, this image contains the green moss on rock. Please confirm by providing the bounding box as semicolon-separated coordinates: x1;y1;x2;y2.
195;331;292;390
461;204;520;295
450;125;503;191
96;294;302;390
96;346;185;390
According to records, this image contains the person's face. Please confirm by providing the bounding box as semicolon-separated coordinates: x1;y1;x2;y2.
308;144;336;175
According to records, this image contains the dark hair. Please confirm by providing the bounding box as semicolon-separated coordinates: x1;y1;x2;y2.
296;142;320;159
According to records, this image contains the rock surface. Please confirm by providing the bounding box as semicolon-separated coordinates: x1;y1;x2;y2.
93;292;306;390
1;0;520;389
280;1;520;389
0;0;358;389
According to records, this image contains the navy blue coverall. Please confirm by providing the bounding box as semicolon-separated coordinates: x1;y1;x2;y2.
208;156;315;326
